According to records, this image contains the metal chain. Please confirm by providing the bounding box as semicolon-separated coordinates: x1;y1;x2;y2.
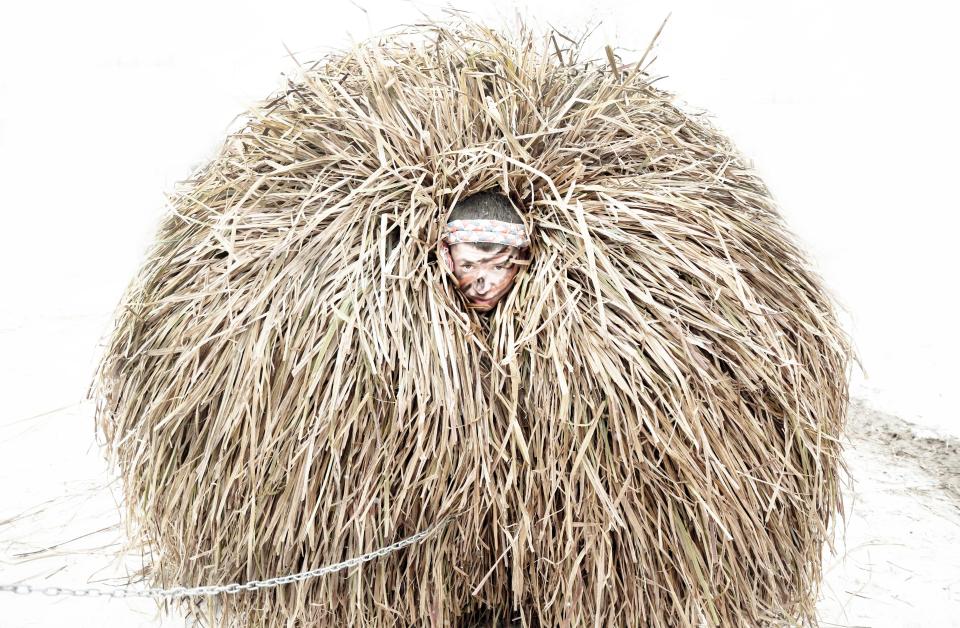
0;516;453;599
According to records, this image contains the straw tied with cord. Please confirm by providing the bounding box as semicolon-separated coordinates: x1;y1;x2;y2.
57;15;852;628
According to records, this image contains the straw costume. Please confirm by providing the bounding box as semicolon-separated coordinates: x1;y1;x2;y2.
91;16;854;628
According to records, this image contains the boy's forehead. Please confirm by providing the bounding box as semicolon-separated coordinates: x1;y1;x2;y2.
450;243;514;263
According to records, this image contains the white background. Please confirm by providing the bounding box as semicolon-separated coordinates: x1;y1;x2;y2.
1;1;958;626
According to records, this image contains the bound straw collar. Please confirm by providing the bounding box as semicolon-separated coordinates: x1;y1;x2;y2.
442;219;530;248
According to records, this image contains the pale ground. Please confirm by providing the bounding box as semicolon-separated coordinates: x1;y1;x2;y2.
817;400;960;627
1;397;958;627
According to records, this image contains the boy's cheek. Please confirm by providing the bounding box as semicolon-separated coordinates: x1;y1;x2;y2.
453;269;482;289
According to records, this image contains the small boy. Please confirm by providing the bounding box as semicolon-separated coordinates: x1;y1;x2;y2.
438;191;531;312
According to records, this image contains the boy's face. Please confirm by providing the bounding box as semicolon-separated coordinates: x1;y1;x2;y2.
449;243;523;312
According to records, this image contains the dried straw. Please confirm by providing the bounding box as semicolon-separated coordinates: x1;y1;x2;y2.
90;14;855;628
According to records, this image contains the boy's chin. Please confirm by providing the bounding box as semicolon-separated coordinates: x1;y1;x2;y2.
468;297;499;311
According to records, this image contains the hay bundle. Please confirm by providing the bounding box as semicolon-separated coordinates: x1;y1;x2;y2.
91;16;853;628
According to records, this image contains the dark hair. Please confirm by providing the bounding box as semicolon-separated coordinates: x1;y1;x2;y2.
447;191;523;253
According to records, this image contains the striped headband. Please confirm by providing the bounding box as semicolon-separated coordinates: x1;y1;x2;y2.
442;219;530;248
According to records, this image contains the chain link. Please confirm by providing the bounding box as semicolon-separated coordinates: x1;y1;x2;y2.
0;515;453;599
